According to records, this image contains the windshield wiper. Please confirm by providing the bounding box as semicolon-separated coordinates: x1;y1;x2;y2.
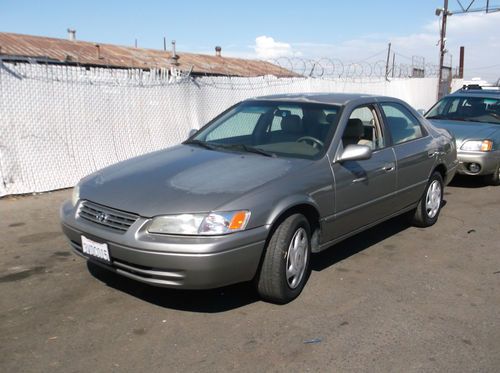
455;118;484;123
221;144;276;158
185;140;276;157
184;139;219;150
430;116;479;122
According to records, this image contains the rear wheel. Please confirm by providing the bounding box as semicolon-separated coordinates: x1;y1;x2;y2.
411;172;444;227
256;214;311;304
484;164;500;186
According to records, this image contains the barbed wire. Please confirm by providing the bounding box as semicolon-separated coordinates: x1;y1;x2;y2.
265;57;442;79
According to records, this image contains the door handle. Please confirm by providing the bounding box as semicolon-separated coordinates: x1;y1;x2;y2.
382;163;395;172
352;177;367;183
428;150;438;158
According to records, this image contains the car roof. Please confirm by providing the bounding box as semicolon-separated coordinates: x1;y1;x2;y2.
449;87;500;99
248;92;395;106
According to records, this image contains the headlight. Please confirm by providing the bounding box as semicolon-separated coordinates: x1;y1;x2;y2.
72;184;80;206
148;210;251;235
461;140;493;152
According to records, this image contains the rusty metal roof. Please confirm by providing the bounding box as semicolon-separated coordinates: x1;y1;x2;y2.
0;32;297;77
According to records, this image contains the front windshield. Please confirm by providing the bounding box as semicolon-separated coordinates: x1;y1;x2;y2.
426;96;500;124
186;101;341;159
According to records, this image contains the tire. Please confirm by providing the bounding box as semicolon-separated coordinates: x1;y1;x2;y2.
411;172;444;227
483;164;500;186
256;214;311;304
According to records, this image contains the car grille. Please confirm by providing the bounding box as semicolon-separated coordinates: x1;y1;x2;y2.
78;200;138;232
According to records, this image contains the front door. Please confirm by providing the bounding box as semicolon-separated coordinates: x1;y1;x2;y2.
326;105;397;242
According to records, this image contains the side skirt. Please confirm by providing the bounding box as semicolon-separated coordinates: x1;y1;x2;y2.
313;203;418;253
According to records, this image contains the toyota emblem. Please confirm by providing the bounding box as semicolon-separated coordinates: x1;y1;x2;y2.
96;212;107;222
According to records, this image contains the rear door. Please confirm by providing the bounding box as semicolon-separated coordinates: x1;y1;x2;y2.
379;102;436;209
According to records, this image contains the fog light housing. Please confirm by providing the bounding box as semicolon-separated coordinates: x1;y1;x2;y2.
468;163;481;173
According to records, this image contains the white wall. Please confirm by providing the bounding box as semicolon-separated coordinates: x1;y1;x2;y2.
0;63;442;196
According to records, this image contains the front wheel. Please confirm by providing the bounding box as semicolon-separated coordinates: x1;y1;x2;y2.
256;214;311;304
411;172;444;227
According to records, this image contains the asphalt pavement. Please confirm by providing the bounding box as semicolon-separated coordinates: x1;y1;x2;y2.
1;176;499;372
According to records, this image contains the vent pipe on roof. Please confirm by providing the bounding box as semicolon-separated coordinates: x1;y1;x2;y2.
95;44;102;59
215;46;222;57
172;40;177;58
170;40;179;65
67;28;76;41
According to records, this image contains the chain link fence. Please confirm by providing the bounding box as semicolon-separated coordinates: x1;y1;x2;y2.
0;60;446;196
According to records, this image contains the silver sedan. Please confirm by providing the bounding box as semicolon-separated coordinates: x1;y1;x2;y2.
61;93;458;303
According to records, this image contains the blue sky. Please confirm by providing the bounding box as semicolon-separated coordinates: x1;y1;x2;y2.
1;0;499;80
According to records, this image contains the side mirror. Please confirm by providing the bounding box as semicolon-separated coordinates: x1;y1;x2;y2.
338;144;372;162
188;128;198;138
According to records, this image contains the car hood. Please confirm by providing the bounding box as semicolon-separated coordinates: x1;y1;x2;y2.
428;119;499;146
79;144;311;217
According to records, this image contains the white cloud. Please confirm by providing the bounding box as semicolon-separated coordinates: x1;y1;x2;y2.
254;36;294;59
218;12;500;81
246;12;500;81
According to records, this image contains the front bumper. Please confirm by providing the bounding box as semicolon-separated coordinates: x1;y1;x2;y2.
456;150;500;176
60;201;268;289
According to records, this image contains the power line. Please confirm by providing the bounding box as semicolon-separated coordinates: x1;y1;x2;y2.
355;49;388;63
467;63;500;70
394;52;413;61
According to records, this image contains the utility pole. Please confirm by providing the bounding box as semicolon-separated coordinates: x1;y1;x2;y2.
391;53;395;78
434;0;499;90
437;0;449;98
459;46;465;79
385;42;391;80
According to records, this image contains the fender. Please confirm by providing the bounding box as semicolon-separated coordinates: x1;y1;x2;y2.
266;193;321;227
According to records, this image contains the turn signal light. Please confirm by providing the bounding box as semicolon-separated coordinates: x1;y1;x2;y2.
229;211;250;230
480;140;493;152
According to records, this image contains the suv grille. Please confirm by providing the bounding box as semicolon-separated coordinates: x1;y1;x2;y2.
78;201;138;232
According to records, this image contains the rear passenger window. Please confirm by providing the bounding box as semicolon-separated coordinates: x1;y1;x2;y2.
381;103;424;145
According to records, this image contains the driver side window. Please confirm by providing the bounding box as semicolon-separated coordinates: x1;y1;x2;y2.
342;106;385;150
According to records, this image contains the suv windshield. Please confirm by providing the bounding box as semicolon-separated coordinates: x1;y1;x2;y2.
185;101;341;159
426;96;500;124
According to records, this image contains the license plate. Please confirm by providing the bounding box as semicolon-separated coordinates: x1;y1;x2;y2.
81;235;111;263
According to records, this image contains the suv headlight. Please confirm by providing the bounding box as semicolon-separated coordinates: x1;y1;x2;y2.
148;210;251;235
461;140;493;152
